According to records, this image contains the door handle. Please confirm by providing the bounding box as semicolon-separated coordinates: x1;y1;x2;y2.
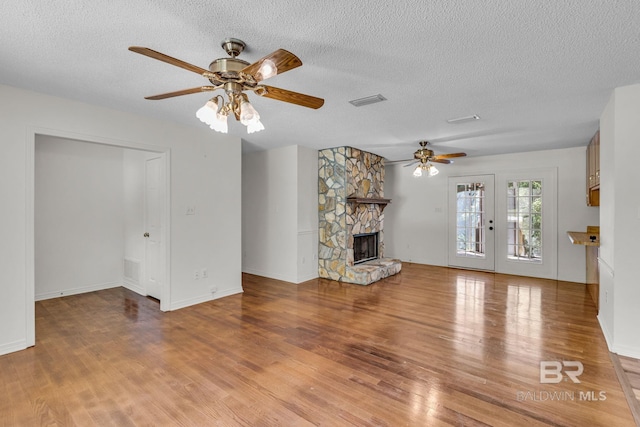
143;232;150;238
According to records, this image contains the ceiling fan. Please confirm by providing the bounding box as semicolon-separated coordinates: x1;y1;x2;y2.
129;38;324;134
401;141;466;177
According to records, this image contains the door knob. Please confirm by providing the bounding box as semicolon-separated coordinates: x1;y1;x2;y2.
143;232;150;238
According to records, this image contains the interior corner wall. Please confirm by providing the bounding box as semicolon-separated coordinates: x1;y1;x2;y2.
242;145;298;282
35;136;124;300
384;146;598;283
0;83;242;356
242;145;319;284
296;145;319;283
599;83;640;358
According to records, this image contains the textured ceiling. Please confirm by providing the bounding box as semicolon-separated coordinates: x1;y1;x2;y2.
2;1;639;160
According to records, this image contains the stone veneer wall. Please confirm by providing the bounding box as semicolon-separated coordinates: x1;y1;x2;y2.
318;147;385;282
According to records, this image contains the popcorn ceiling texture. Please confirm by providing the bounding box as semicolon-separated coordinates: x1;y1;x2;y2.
2;1;640;159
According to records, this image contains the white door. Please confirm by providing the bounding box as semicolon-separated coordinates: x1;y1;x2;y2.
448;175;495;271
144;157;164;300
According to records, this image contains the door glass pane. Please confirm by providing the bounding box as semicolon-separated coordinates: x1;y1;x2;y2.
507;179;542;263
456;181;486;259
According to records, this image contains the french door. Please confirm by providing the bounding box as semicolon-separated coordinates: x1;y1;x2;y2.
448;170;557;279
448;175;495;271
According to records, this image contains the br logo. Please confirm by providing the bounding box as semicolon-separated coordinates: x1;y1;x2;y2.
540;361;584;384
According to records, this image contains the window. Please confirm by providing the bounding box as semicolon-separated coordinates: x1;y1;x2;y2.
507;180;542;263
456;182;486;258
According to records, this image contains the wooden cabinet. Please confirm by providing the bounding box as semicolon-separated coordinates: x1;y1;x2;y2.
586;130;600;206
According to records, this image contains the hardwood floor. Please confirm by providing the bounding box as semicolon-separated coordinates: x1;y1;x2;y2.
613;354;640;425
1;263;636;426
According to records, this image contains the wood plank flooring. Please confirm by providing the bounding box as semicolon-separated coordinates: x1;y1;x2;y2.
0;263;636;426
614;354;640;425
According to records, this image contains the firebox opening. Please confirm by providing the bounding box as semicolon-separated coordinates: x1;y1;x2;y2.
353;232;379;264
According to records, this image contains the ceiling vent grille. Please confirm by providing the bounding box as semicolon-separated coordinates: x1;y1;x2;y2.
349;94;387;107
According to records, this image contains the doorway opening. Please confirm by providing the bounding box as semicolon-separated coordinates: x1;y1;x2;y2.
27;129;171;347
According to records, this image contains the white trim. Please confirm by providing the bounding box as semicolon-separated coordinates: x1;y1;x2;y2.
122;279;145;296
598;314;614;351
495;168;558;280
0;339;28;357
242;267;298;284
170;287;244;311
612;344;640;360
25;127;35;347
597;257;614;277
35;281;121;301
296;272;319;283
26;126;173;346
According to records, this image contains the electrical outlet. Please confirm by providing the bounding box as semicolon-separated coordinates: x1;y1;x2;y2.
193;269;200;280
210;285;217;294
186;206;196;215
202;268;208;279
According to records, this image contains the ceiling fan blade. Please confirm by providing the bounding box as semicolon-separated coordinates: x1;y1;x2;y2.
259;85;324;109
144;86;217;100
242;49;302;82
129;46;209;75
433;152;467;159
431;158;453;164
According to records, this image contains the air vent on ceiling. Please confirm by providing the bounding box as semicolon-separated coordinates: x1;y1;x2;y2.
349;94;387;107
446;114;480;124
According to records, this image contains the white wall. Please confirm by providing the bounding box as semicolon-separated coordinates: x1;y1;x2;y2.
384;146;598;283
598;83;640;358
243;145;298;282
35;136;124;299
0;84;242;356
242;145;319;283
296;145;319;283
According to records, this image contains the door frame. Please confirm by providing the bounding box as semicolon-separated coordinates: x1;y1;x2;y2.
144;156;165;300
447;168;558;280
26;126;172;347
448;174;496;271
494;168;558;280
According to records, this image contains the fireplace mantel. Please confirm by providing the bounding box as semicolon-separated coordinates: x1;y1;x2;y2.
346;196;391;209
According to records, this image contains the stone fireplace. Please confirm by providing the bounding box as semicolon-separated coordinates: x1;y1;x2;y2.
318;147;401;285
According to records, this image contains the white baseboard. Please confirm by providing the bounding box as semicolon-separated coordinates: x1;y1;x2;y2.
296;272;319;283
35;281;121;301
0;339;28;356
597;314;614;351
242;267;297;284
122;278;145;296
170;287;243;311
613;344;640;360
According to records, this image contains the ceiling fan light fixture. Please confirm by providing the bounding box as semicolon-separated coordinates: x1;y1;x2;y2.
413;162;439;178
257;58;278;80
196;99;219;125
210;111;228;133
246;119;265;134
